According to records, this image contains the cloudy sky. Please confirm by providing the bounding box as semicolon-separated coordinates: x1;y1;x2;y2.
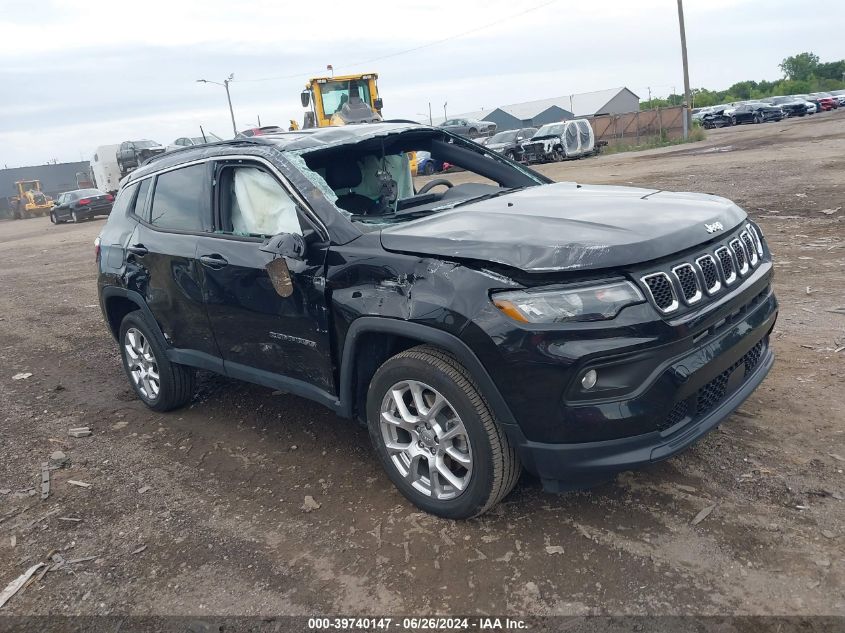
1;0;842;167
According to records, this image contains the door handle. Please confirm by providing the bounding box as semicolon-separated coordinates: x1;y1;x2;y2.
199;254;229;269
126;244;148;256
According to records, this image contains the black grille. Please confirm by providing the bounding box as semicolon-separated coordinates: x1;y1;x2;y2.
731;240;747;272
741;232;757;264
717;248;735;282
658;401;689;431
673;264;699;302
697;256;720;292
696;339;765;416
644;274;675;311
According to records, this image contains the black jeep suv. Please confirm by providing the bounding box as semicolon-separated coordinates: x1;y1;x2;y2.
96;123;777;519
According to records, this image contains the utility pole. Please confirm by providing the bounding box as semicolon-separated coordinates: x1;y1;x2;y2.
197;73;238;137
443;101;448;121
677;0;692;139
428;102;433;126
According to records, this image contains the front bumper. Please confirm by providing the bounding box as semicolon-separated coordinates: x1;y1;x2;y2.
504;334;773;490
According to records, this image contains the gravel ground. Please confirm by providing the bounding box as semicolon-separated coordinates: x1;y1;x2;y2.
0;111;843;617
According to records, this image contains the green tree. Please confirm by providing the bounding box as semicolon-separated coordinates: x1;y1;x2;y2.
779;52;820;80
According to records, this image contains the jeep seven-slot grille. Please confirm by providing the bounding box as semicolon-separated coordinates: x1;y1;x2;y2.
640;225;763;314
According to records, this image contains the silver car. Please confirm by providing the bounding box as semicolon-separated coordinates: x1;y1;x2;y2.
438;118;496;139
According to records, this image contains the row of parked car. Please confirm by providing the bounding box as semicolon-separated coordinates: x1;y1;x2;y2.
693;91;844;129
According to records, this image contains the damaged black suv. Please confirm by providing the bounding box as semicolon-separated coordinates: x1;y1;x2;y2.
96;122;777;519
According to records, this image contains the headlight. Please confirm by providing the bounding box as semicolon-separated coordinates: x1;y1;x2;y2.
492;281;644;324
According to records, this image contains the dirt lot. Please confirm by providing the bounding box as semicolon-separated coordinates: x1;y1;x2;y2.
1;112;843;617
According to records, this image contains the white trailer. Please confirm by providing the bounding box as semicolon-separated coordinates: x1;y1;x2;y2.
91;144;122;193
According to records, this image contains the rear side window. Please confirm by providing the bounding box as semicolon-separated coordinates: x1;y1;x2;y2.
149;164;206;231
131;179;152;220
111;183;138;217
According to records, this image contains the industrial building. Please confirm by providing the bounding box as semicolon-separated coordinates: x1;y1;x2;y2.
430;87;640;132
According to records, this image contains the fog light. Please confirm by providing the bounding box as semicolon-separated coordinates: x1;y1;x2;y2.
581;369;598;390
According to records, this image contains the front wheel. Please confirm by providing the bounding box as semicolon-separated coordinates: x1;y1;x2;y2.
731;116;737;126
754;114;763;124
119;311;196;412
367;345;521;519
50;212;59;224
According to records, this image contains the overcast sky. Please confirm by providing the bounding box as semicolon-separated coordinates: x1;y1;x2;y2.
1;0;842;167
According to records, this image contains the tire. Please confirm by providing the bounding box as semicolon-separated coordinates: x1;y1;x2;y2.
505;151;515;160
50;212;59;224
422;162;435;176
119;311;196;412
754;114;763;124
366;345;521;519
731;116;737;126
468;128;478;138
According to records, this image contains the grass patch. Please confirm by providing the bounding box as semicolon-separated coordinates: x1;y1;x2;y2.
603;126;706;155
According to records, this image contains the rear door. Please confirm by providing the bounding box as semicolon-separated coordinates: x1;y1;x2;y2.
194;158;334;393
127;163;220;361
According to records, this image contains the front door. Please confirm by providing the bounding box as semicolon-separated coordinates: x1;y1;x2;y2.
195;160;334;393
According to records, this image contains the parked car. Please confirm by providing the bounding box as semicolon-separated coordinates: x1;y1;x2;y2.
700;106;734;129
521;120;595;163
766;96;809;117
484;128;537;161
50;188;113;224
116;140;166;178
829;90;845;107
236;126;285;138
166;133;224;152
414;151;447;176
96;122;777;519
438;118;496;139
730;103;784;125
809;92;838;110
794;94;826;113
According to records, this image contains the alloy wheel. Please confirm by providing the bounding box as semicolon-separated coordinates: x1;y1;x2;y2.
379;380;473;500
124;327;160;399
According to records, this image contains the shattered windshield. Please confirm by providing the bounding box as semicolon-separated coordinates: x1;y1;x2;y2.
297;129;546;230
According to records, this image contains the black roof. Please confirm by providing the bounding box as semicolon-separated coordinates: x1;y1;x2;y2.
129;122;429;181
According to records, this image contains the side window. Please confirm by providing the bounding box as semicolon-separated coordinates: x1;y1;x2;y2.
130;178;152;220
217;165;302;237
112;183;138;217
149;164;207;231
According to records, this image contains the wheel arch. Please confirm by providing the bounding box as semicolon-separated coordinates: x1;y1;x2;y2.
101;287;168;349
338;318;517;428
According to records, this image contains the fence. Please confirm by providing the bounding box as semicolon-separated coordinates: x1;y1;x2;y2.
589;105;686;148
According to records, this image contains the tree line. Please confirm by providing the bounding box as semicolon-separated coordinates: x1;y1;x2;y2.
640;52;845;110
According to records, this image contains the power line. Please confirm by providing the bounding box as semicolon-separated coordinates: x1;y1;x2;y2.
236;0;559;83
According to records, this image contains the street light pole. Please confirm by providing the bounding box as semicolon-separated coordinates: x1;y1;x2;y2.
197;74;238;137
677;0;692;139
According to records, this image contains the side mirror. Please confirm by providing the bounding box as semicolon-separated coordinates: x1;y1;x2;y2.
300;90;311;108
373;97;383;110
261;233;307;298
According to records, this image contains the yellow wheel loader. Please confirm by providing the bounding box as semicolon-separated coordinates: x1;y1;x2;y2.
11;180;53;219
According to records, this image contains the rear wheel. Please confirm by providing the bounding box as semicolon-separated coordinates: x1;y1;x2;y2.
367;345;521;519
731;115;737;126
119;311;195;412
468;128;478;138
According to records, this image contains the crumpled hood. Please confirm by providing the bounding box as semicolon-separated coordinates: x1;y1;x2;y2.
380;182;747;272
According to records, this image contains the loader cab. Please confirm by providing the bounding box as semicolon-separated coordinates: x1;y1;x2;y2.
301;73;383;128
